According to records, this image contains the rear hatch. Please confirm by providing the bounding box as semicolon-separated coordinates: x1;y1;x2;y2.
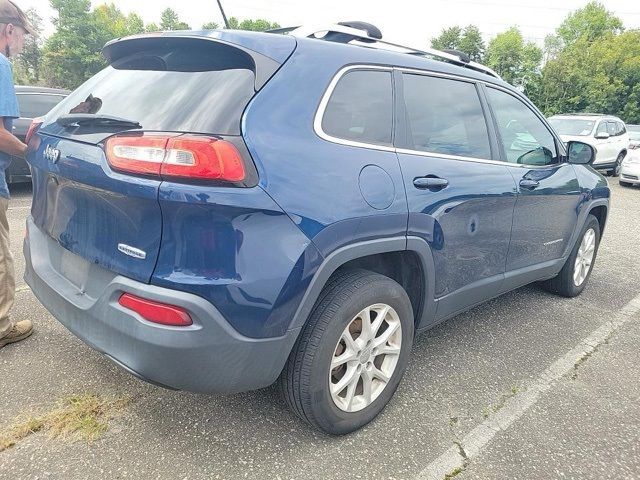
28;33;294;283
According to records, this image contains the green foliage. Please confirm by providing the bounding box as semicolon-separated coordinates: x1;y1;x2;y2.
227;17;280;31
431;25;485;61
557;1;623;47
485;27;542;95
458;25;485;62
13;8;43;85
538;30;640;123
41;0;104;90
159;8;190;31
201;21;219;30
431;26;462;50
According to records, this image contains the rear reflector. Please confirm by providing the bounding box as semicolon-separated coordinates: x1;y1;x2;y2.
25;117;44;145
105;134;246;182
119;293;193;327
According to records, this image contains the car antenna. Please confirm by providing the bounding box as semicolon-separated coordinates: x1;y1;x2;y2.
216;0;230;28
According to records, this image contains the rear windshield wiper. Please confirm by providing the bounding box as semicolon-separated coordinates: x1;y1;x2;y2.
56;114;142;129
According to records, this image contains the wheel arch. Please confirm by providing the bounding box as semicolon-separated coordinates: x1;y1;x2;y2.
287;237;437;334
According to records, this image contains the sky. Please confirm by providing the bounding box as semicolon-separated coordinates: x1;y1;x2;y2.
18;0;640;47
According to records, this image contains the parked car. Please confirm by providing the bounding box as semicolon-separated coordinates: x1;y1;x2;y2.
548;114;629;176
23;24;610;435
620;124;640;187
6;86;69;184
627;124;640;148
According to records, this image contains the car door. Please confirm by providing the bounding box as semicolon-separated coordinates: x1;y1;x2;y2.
594;120;615;163
394;71;517;321
484;85;581;276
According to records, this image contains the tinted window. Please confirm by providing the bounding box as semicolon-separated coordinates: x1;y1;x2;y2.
43;43;256;136
322;70;393;146
401;74;491;159
18;94;66;119
487;88;558;166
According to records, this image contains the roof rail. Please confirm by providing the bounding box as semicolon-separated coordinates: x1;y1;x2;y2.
277;23;501;79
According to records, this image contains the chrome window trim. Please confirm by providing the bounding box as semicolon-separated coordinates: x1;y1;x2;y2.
314;64;567;169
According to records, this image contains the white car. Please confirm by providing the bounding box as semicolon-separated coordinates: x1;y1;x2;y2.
620;124;640;187
548;114;629;176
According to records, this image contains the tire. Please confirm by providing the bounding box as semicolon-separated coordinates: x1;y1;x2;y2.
542;214;601;297
619;180;632;187
609;152;625;177
278;269;414;435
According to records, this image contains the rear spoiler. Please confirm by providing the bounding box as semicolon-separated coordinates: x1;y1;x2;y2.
103;32;297;90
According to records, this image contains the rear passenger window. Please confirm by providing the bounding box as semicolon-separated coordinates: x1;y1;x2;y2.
487;87;558;166
321;70;393;146
617;122;626;135
401;74;491;159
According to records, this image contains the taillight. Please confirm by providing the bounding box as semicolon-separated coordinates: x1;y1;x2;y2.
105;135;169;176
25;116;44;145
118;293;193;327
104;134;246;182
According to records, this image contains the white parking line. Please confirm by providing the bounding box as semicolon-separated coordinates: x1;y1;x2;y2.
415;293;640;480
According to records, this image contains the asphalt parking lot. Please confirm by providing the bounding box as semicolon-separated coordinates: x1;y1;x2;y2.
1;180;639;480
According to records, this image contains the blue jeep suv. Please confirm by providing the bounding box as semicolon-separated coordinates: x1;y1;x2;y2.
23;24;610;434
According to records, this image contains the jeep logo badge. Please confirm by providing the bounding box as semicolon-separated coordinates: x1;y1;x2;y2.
43;145;61;163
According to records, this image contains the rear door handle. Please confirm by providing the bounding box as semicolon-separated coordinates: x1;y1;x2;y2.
413;176;449;190
519;179;540;190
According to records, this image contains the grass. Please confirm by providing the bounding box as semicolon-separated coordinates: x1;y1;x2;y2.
444;467;463;478
0;393;130;453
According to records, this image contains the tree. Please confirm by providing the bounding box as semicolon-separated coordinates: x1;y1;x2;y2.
145;22;159;32
557;1;623;47
538;31;640;123
41;0;103;89
431;25;485;62
13;8;43;84
125;13;145;35
226;17;280;31
458;25;485;62
202;21;219;30
431;26;462;51
159;8;190;31
485;27;542;94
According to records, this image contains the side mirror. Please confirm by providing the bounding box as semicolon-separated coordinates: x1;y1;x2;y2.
594;132;610;139
567;141;596;165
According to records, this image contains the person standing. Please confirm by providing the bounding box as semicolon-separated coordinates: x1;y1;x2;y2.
0;0;35;348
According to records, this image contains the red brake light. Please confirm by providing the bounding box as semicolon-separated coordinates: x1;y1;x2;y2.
104;134;246;182
119;293;193;327
25;116;44;145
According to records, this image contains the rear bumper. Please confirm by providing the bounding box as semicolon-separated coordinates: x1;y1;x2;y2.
24;217;300;393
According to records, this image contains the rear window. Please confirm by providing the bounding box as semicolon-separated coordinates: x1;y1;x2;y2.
321;69;393;146
548;118;595;136
18;94;66;118
43;43;256;136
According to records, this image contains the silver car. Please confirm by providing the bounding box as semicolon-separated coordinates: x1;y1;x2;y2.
620;125;640;187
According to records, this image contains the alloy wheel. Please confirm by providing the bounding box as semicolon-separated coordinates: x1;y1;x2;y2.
329;304;402;413
574;228;596;287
